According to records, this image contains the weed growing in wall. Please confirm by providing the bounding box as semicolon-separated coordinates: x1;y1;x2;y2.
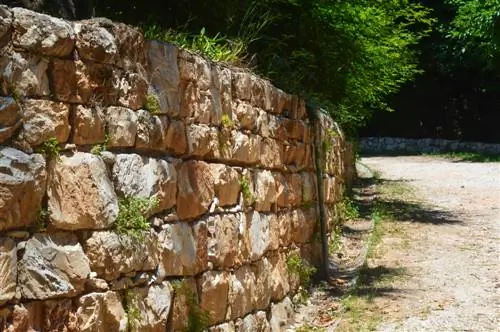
90;134;110;155
220;114;234;129
338;196;360;221
287;251;317;302
144;94;161;115
8;84;22;102
172;280;211;332
124;290;142;330
36;137;61;160
115;196;158;241
35;208;48;232
239;176;255;206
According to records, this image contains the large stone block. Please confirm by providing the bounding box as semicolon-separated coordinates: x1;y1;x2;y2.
12;7;75;57
269;297;294;332
84;231;158;281
250;77;266;109
234;102;258;131
253;170;277;212
15;99;70;150
0;147;46;231
165;119;187;155
0;6;11;43
211;164;240;207
17;233;90;300
259;138;284;170
302;172;317;203
232;71;252;101
284;142;306;171
198;271;230;324
71;104;107;145
0;97;21;145
186;124;220;159
207;213;244;269
118;72;148;110
112;154;177;214
230;132;260;165
105;106;138;148
251;258;271;310
247;211;270;262
277;211;292;247
75;20;118;64
77;291;127;332
169;278;197;332
227;265;255;320
136;110;169;151
176;160;215;220
291;207;317;244
210;322;236;332
47;152;118;230
157;221;207;277
0;238;16;305
268;214;280;251
268;252;290;302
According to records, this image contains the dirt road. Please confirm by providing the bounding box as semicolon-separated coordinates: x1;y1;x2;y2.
362;156;500;332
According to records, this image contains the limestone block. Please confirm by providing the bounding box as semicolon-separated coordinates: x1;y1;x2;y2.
71;104;106;145
218;66;232;116
232;71;252;101
236;311;270;332
0;51;50;98
12;7;75;57
47;152;118;230
0;147;46;231
17;233;90;300
207;213;244;268
147;40;180;116
77;291;127;332
285;173;303;207
176;160;215;220
230;132;260;165
0;97;21;144
198;271;230;324
0;238;16;305
291;207;317;244
323;176;338;204
186;124;220;159
124;282;172;332
227;265;255;320
269;88;287;115
259;138;283;169
50;59;121;105
302;172;317;203
252;258;271;310
84;231;158;281
234;102;258;131
105;106;138;148
170;278;197;331
268;214;280;251
284;142;306;171
165;119;187;154
211;164;240;207
247;211;270;261
268;252;290;301
14;99;70;150
74;20;118;64
250;77;266;109
112;154;177;214
157;221;207;277
135;110;168;151
269;297;294;332
118;72;148;110
253;170;277;212
277;211;292;247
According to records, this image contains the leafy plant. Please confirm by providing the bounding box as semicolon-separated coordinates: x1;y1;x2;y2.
115;196;158;241
8;84;22;102
172;280;211;332
144;94;161;115
36;137;61;160
90;134;110;155
338;195;360;221
220;114;234;129
287;251;317;291
35;208;49;232
124;290;142;330
239;176;255;206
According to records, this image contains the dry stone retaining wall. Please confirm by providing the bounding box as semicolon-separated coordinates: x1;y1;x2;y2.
0;6;354;331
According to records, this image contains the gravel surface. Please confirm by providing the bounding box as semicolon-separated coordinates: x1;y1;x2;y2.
362;156;500;332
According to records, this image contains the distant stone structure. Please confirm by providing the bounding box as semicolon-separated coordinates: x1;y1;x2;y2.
2;0;93;19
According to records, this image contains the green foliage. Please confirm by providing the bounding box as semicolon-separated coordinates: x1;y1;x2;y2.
124;290;141;330
239;176;255;205
35;208;48;232
338;196;360;221
144;94;161;115
220;114;234;129
115;196;158;241
37;137;61;160
90;134;110;155
172;280;211;332
424;151;500;162
286;251;317;290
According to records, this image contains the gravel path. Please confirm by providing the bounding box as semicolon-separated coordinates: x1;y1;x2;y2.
361;156;500;332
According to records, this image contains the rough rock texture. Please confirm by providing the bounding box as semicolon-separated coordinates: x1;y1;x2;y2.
0;147;46;231
77;291;127;332
236;311;270;332
253;170;276;212
0;97;20;144
211;164;240;207
176;160;214;220
47;152;118;230
106;106;138;147
0;238;16;305
269;297;294;332
126;282;172;332
17;233;91;300
71;105;106;145
198;271;230;324
227;265;255;320
207;214;243;269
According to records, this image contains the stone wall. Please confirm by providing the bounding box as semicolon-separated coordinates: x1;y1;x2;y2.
360;137;500;155
0;6;353;331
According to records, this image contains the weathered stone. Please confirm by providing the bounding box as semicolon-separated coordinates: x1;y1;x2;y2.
85;277;109;292
74;21;118;64
112;154;177;214
323;175;340;204
268;252;290;301
259;138;283;170
234;102;258;131
169;278;197;331
118;72;148;110
84;231;158;281
136;110;168;151
277;211;292;247
227;265;255;320
207;213;245;268
165;119;187;155
157;221;207;277
247;211;270;261
210;322;235;332
17;233;90;300
186;124;220;159
198;271;230;324
77;291;127;332
250;77;266;109
125;282;172;332
12;8;75;57
211;164;240;207
179;51;211;89
0;147;46;231
302;172;317;203
252;258;271;310
291;207;317;244
0;238;16;305
15;99;70;149
50;59;121;105
253;170;277;212
231;132;260;165
176;160;215;220
47;152;118;230
0;6;11;44
237;311;270;332
284;142;306;171
0;52;50;98
218;66;232;116
147;40;180;116
105;106;138;148
269;88;286;115
232;71;252;101
71;104;106;145
269;297;294;332
285;173;303;207
0;97;21;144
268;214;280;251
